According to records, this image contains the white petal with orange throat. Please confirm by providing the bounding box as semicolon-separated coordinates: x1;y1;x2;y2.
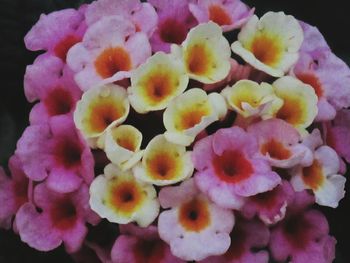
231;12;303;77
89;164;159;226
133;135;194;186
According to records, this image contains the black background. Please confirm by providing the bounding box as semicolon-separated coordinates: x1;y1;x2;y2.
0;0;349;262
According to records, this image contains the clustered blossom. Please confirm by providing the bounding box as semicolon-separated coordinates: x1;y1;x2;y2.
1;0;349;262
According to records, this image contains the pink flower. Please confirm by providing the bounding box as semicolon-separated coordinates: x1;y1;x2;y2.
200;217;270;263
293;22;350;121
326;109;350;163
158;179;235;261
15;116;94;193
247;119;313;168
0;156;29;229
149;0;197;52
241;181;294;224
111;224;184;263
24;55;82;124
189;0;254;32
269;191;336;263
85;0;158;37
15;183;98;253
67;15;151;91
24;8;86;62
192;127;281;209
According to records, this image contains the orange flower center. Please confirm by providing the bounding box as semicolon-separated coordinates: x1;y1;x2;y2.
147;152;180;180
175;104;211;131
108;181;144;215
178;198;211;232
209;4;232;26
302;160;325;190
261;139;292;160
54;34;81;62
185;44;213;76
296;73;323;98
276;95;305;126
94;47;132;78
250;35;283;66
213;150;254;184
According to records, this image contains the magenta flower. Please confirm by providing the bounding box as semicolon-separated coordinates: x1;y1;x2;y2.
149;0;197;52
111;224;184;263
0;155;29;229
158;179;235;261
200;217;270;263
247;119;313;168
85;0;158;37
67;15;151;91
24;55;82;124
269;191;336;263
241;181;294;224
326;109;350;163
15;183;98;253
15;116;94;193
24;8;86;62
294;22;350;121
192;127;281;209
189;0;254;32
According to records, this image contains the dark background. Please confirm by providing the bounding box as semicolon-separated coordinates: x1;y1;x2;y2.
0;0;349;262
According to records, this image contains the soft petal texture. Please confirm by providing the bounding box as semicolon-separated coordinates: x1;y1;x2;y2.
89;164;159;227
269;191;336;263
0;156;29;229
128;52;189;113
86;0;157;37
221;80;283;119
111;224;185;263
67;16;151;90
24;55;82;123
172;22;231;84
149;0;197;52
273;76;318;134
24;8;85;61
158;179;235;261
74;84;130;144
193;127;281;209
241;181;294;224
290;145;346;208
133;135;194;186
164;88;227;146
231;12;303;77
189;0;254;32
16;116;94;193
16;183;96;253
247;119;313;168
200;217;270;263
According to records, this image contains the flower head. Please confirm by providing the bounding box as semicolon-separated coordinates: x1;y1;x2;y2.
231;12;303;77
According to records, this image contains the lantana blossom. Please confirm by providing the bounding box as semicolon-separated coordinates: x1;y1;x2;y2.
158;179;235;261
172;22;231;84
24;55;82;124
269;191;336;263
192;126;281;210
24;8;86;62
111;224;185;263
133;135;194;186
290;129;346;208
247;119;313;168
164;88;227;146
15;183;98;253
149;0;197;53
231;11;304;77
15;116;94;193
89;163;160;227
67;15;151;90
189;0;254;32
85;0;158;37
0;156;29;229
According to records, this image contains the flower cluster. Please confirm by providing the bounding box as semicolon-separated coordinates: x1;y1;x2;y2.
1;0;349;262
